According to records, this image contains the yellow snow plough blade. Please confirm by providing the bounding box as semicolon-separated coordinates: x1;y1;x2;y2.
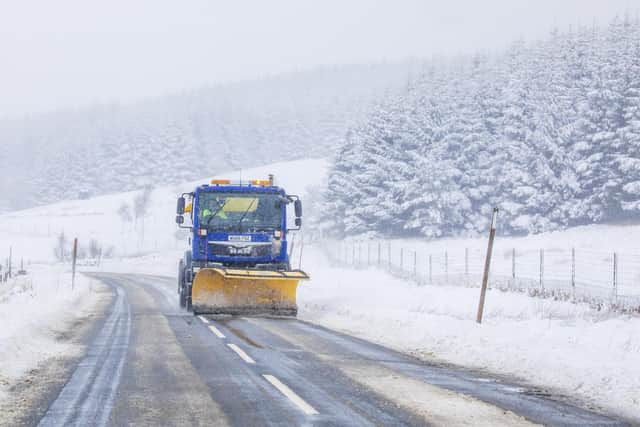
192;268;309;316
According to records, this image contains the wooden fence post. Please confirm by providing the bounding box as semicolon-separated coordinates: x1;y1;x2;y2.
571;248;575;297
540;249;544;291
613;252;618;301
72;238;78;290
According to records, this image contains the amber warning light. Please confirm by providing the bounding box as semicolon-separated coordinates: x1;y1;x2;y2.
210;179;231;185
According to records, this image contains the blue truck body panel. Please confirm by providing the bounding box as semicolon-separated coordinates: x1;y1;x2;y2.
190;184;289;266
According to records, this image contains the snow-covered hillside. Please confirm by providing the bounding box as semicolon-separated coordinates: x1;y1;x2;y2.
324;15;640;238
0;158;328;264
0;61;419;213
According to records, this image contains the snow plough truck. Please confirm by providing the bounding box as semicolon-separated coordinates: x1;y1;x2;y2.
175;175;309;316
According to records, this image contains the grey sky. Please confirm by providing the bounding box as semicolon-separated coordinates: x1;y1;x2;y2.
0;0;635;117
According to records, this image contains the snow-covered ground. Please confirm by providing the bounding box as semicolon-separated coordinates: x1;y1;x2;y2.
333;225;640;311
1;157;639;421
298;246;640;421
0;265;103;401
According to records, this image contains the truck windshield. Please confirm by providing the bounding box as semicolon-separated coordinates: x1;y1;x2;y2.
198;191;283;232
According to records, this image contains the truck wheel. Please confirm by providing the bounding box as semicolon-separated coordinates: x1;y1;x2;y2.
178;260;185;294
179;285;186;308
184;251;192;271
186;284;193;312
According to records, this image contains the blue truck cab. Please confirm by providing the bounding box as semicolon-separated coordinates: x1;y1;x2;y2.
176;177;302;271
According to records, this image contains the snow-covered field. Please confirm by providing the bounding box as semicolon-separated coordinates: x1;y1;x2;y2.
0;266;103;401
299;246;640;421
1;157;639;421
333;225;640;312
0;158;328;264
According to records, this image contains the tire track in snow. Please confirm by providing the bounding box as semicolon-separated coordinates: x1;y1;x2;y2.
38;283;130;427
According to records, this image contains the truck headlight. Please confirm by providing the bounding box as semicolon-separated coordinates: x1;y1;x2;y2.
271;239;282;256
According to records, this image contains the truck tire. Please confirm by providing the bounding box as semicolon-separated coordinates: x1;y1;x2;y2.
179;285;186;308
184;251;192;275
178;259;185;294
186;284;193;312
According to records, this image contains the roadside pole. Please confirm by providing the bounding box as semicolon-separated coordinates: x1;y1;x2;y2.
476;208;498;324
72;238;78;290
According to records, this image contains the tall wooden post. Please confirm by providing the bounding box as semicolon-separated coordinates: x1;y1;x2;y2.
540;249;545;291
8;246;12;278
476;208;498;324
613;252;618;300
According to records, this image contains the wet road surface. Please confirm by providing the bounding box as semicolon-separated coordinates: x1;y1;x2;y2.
34;273;630;426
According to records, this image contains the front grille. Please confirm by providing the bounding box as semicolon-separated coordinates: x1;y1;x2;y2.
209;243;271;257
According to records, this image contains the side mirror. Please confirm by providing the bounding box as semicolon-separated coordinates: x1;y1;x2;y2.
177;197;185;215
295;217;302;227
176;215;184;225
294;199;302;218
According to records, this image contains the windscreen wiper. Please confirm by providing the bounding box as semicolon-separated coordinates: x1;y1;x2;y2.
205;201;227;226
233;198;257;231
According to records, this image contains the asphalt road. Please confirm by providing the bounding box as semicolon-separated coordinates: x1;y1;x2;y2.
34;273;630;426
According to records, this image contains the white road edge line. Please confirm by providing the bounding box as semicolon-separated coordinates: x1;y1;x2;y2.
198;315;210;324
227;343;255;364
208;325;226;338
263;374;319;415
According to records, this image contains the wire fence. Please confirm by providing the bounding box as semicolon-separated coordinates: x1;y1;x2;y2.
326;241;640;314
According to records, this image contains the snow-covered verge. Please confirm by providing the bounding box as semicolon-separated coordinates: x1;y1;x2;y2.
298;246;640;422
0;265;104;401
333;222;640;313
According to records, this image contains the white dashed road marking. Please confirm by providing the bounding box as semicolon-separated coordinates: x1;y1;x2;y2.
263;374;319;415
207;325;226;339
198;315;210;324
227;343;255;364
